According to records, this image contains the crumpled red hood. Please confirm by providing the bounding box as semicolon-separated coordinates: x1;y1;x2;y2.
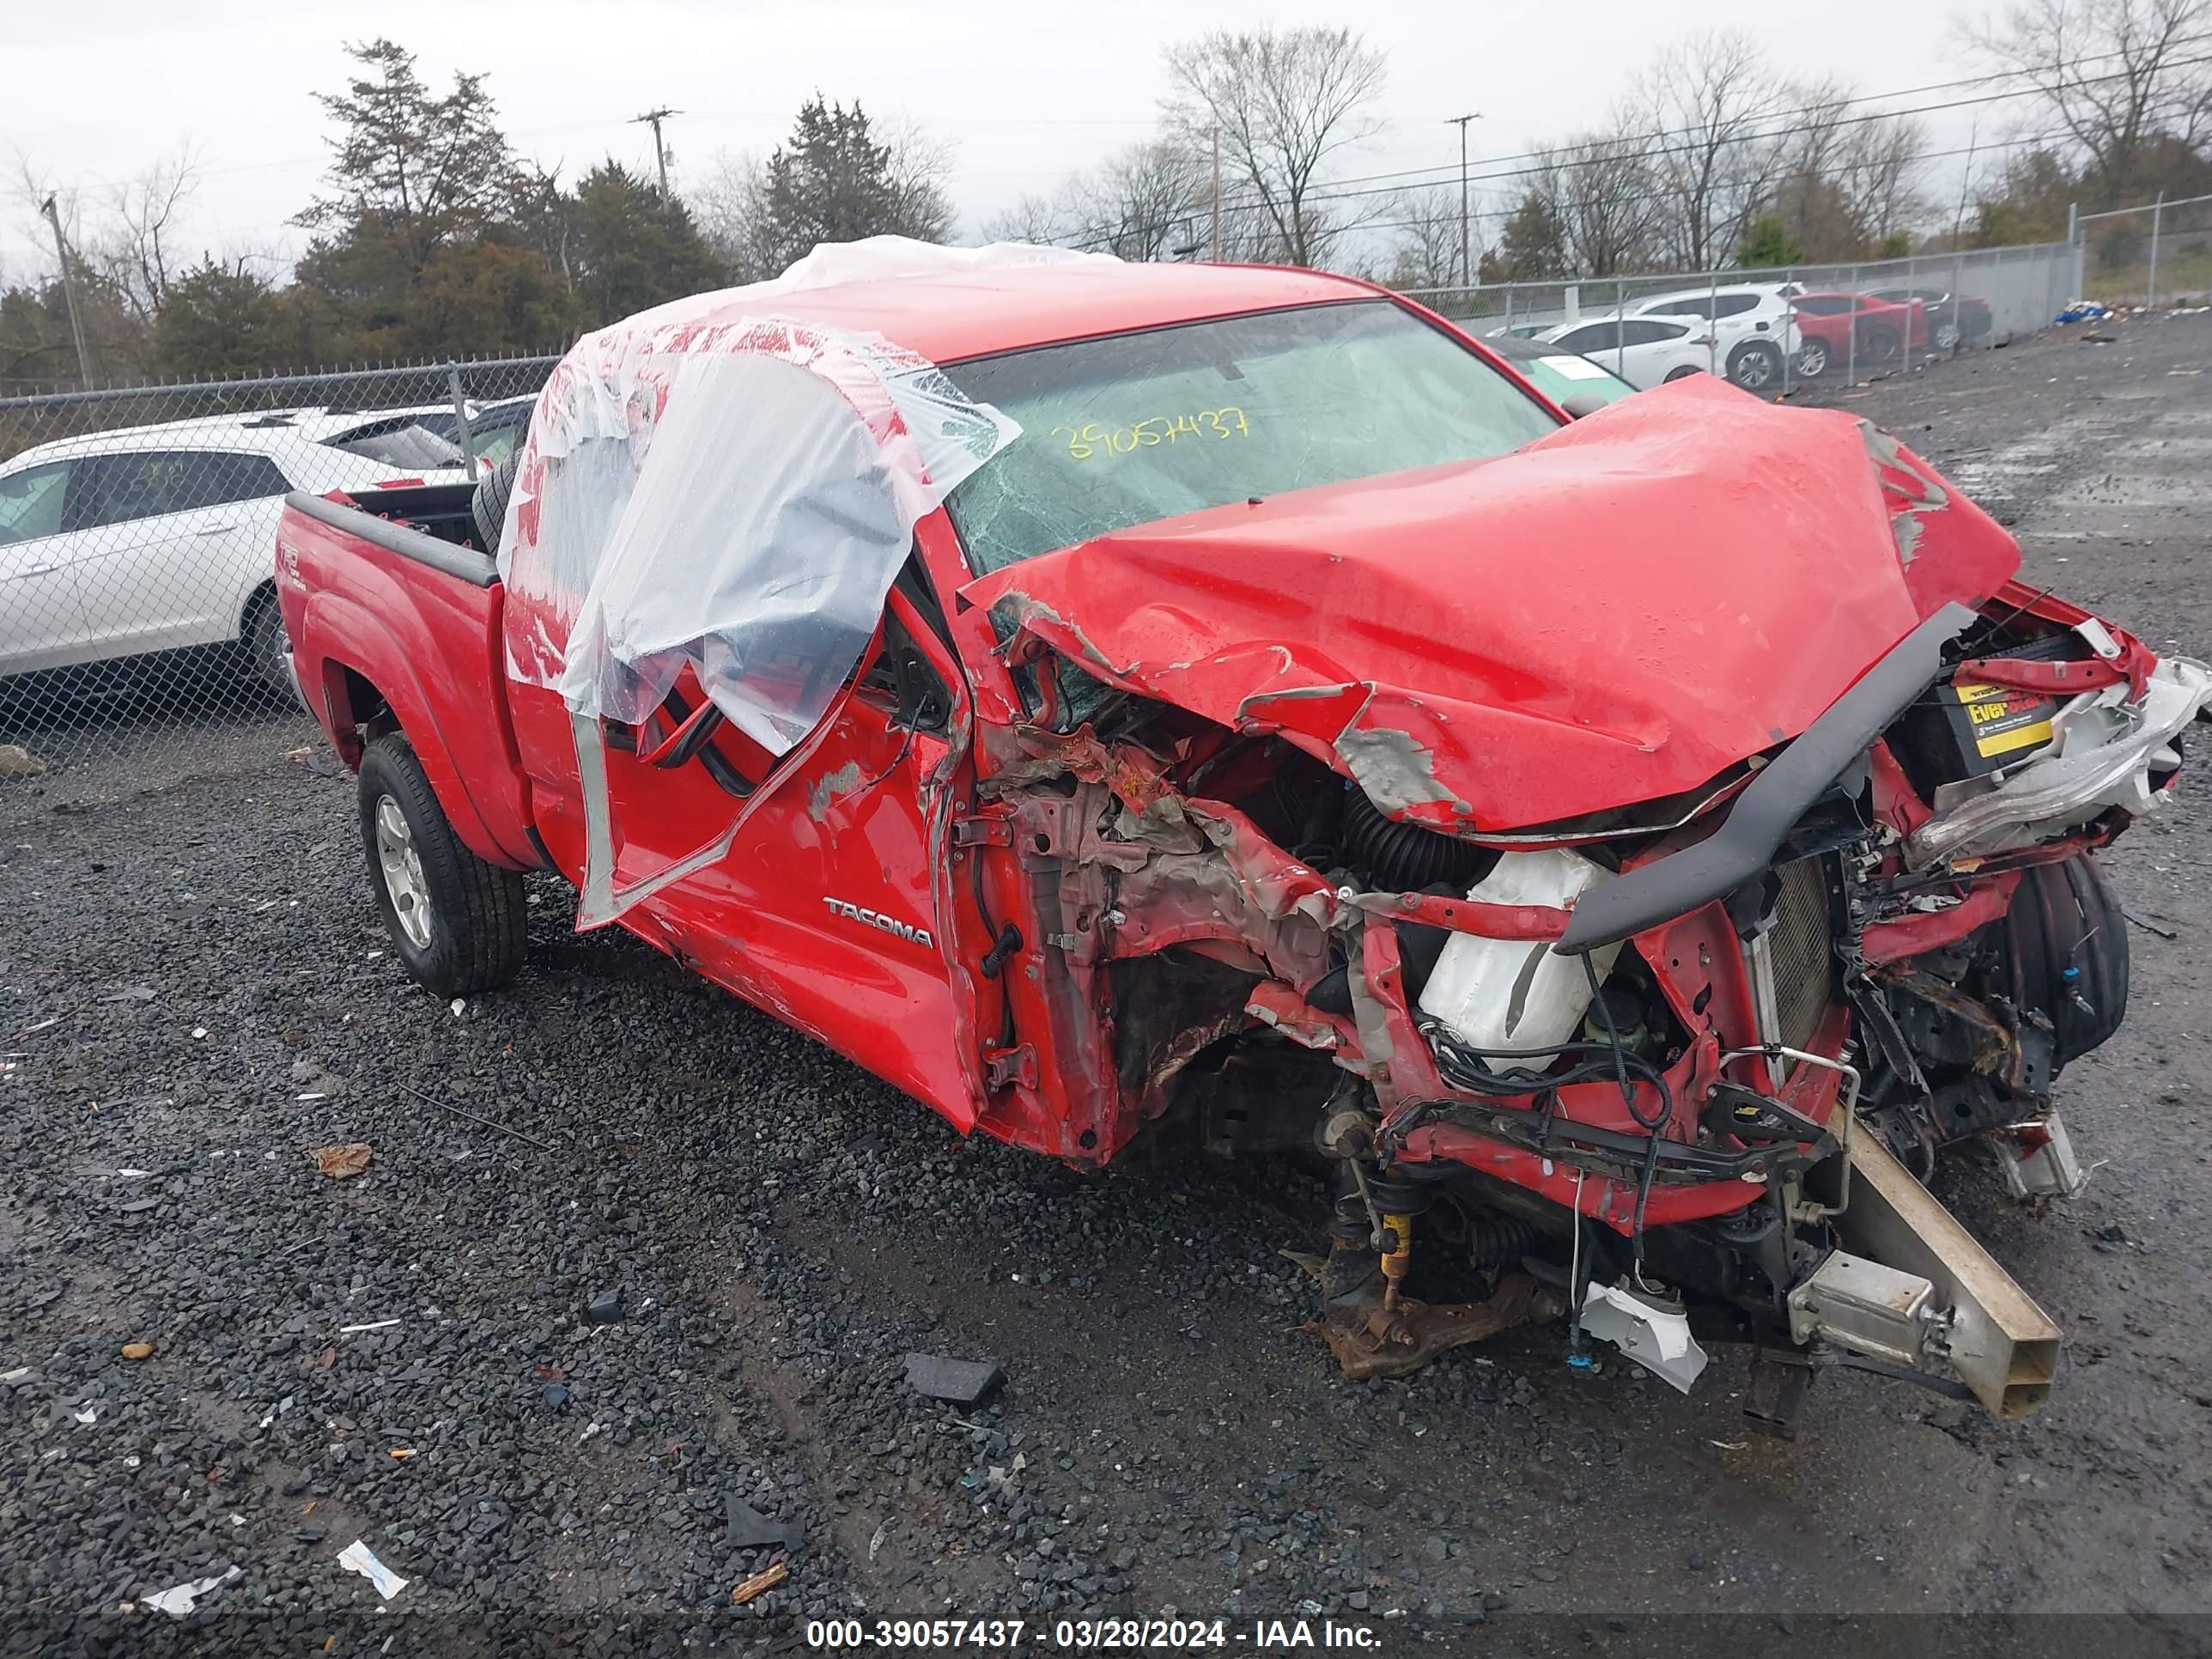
959;375;2019;832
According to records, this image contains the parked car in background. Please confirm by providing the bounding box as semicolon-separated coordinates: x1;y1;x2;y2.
1536;315;1716;391
1626;283;1803;391
1480;330;1638;410
1790;290;1929;377
1863;286;1992;352
0;408;469;696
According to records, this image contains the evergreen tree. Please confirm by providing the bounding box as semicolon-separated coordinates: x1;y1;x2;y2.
566;161;726;325
155;260;288;379
756;97;906;271
1736;215;1806;268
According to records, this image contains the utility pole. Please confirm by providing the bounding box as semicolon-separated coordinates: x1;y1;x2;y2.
631;107;680;198
1446;113;1480;289
1209;125;1222;263
1950;118;1978;246
40;195;93;392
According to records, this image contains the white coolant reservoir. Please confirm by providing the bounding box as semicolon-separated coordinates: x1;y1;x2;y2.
1415;848;1622;1067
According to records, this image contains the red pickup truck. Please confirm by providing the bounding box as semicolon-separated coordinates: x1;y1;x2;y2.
276;249;2209;1426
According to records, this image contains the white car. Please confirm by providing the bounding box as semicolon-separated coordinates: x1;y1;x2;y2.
0;408;469;694
1536;315;1718;392
1625;283;1804;391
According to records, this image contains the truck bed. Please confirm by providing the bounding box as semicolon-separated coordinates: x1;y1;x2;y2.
276;490;540;872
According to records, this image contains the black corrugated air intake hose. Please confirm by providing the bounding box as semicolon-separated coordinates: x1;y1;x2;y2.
1339;782;1499;894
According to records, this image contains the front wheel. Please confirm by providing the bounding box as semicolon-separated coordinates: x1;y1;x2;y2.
1727;341;1782;390
1862;325;1903;366
1796;338;1832;378
1935;320;1962;351
357;733;526;997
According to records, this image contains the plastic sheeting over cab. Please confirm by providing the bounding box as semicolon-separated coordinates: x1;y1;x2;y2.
495;239;1109;921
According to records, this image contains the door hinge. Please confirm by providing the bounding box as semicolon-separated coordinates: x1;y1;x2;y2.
982;1042;1037;1091
952;810;1014;848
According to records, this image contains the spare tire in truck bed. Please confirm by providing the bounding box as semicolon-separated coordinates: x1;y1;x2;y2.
471;453;520;556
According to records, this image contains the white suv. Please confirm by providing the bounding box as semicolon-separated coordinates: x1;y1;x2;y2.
0;408;468;694
1626;283;1803;392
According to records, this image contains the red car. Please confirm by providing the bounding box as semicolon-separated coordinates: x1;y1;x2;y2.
276;252;2209;1428
1790;290;1929;376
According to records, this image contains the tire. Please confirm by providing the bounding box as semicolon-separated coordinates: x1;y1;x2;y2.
1727;341;1782;390
471;452;520;556
357;732;526;997
1796;338;1832;378
1934;320;1961;352
1662;364;1705;382
1863;325;1902;366
244;591;306;708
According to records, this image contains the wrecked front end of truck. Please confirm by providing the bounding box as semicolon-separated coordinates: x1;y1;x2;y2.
948;374;2209;1428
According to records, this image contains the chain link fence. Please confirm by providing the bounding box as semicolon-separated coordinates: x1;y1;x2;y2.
1401;240;2084;398
0;242;2105;812
0;356;556;811
2079;192;2212;310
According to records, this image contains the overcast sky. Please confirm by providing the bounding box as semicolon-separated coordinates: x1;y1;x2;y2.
4;0;2018;279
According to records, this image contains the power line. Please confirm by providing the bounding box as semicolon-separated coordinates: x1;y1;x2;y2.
1060;46;2212;255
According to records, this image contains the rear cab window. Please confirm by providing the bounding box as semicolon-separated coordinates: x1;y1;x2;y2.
944;300;1559;576
323;416;466;471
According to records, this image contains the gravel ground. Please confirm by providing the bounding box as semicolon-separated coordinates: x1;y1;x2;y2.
3;314;2209;1657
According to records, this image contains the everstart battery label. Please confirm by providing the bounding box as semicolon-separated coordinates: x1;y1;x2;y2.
1949;680;2058;760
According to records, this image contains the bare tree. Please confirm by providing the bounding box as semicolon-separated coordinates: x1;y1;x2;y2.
876;113;958;245
1521;131;1663;276
1632;31;1788;269
1383;187;1468;289
1073;142;1212;258
1965;0;2212;204
1161;26;1388;265
100;142;202;320
979;189;1080;246
1772;84;1928;258
690;113;956;281
689;149;770;278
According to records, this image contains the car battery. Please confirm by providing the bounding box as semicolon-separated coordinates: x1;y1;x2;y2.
1893;632;2070;793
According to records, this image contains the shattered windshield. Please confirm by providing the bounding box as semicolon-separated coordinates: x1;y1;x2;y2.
943;300;1560;574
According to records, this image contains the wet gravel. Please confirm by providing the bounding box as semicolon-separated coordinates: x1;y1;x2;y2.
3;313;2209;1657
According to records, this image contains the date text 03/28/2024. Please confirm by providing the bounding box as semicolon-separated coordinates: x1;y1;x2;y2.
804;1618;1384;1650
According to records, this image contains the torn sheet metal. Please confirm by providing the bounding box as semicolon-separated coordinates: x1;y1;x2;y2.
960;377;2024;835
1906;655;2212;867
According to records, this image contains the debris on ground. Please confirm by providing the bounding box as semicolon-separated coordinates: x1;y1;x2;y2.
310;1143;372;1179
584;1290;623;1325
336;1538;409;1599
2125;908;2181;940
337;1318;400;1334
731;1557;789;1605
96;986;157;1004
903;1352;1003;1405
0;744;46;779
725;1494;799;1549
2057;301;2112;323
119;1340;154;1361
138;1564;241;1617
